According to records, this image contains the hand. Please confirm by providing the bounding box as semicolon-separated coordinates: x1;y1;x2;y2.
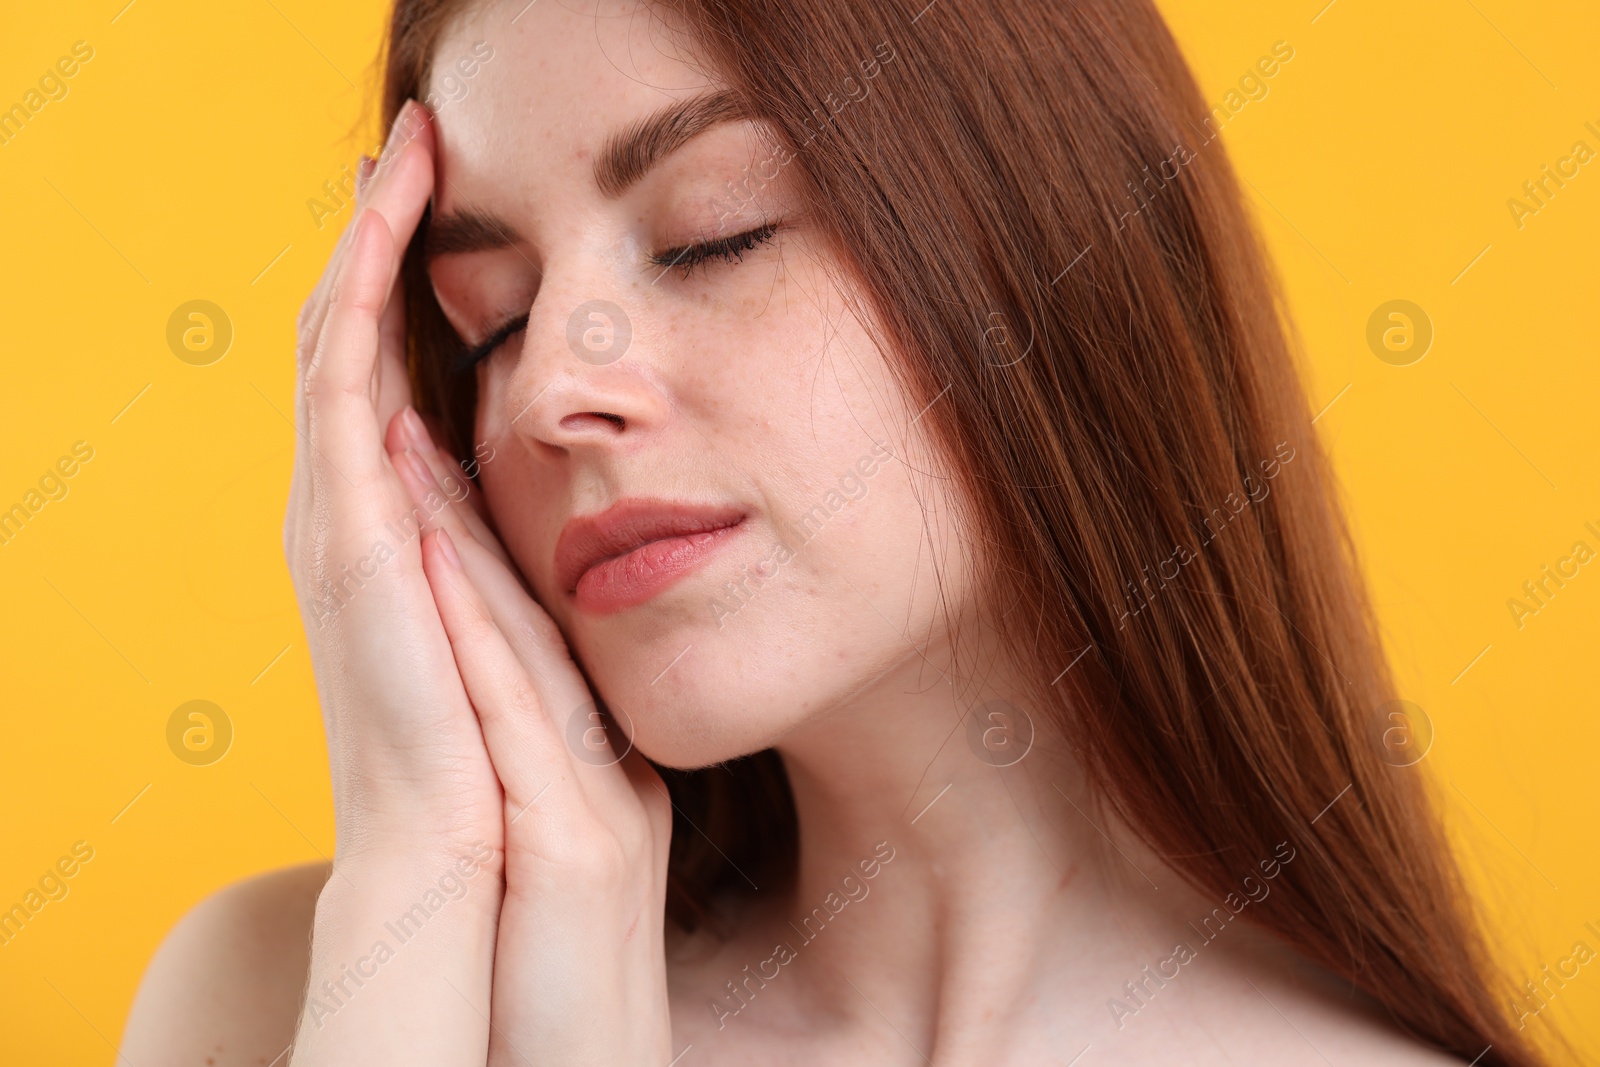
285;101;503;1067
285;100;504;866
388;420;677;1065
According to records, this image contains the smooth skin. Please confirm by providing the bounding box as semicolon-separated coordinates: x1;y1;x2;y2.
121;1;1473;1063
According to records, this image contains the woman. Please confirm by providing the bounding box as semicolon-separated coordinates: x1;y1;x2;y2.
120;0;1549;1062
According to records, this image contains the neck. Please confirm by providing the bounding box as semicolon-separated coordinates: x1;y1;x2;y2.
751;627;1191;1050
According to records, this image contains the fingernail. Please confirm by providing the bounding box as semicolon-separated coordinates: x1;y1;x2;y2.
401;404;429;451
406;405;440;458
402;447;442;494
335;209;378;286
436;528;462;568
384;98;427;154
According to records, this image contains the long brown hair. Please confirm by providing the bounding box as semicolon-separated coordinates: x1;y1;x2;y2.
376;0;1547;1061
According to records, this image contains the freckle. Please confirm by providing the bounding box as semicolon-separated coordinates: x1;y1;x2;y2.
1057;862;1078;892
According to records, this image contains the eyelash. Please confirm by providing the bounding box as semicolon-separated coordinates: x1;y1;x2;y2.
455;313;529;373
454;222;780;372
649;221;779;278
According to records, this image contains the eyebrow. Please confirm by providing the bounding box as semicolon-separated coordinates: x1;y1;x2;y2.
423;207;521;260
593;88;751;198
424;88;754;262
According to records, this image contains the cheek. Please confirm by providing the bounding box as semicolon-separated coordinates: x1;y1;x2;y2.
469;248;973;767
618;451;966;768
597;306;968;764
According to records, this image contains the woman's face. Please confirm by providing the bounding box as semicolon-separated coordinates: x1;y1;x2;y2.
425;0;970;768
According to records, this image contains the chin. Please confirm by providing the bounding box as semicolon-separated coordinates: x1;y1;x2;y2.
570;651;772;773
567;583;850;770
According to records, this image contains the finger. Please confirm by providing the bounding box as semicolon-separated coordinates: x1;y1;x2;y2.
303;208;396;488
416;408;500;535
422;529;578;814
386;406;512;567
300;102;436;370
296;221;359;373
292;104;431;512
294;216;363;460
358;103;434;425
432;504;584;716
392;444;472;544
441;527;643;823
365;101;436;293
373;268;411;422
388;434;576;709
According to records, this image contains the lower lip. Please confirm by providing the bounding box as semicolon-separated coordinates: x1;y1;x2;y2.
573;521;745;614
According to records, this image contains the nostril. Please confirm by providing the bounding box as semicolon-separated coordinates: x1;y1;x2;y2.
560;411;626;431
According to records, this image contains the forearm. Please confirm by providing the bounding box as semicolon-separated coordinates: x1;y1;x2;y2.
290;848;502;1066
487;893;673;1067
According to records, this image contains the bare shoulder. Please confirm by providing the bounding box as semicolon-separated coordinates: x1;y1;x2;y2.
1199;932;1478;1065
119;861;330;1066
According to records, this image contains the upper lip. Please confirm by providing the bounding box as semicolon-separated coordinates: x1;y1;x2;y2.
554;498;746;594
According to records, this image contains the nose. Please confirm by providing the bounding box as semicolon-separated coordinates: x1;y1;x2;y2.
495;288;673;454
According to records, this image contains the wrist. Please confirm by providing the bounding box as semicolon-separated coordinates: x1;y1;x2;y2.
331;814;503;871
295;849;502;1066
318;843;504;923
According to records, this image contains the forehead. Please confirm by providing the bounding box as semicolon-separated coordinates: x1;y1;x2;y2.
426;0;713;179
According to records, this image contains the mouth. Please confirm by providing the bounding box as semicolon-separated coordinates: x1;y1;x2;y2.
555;498;747;615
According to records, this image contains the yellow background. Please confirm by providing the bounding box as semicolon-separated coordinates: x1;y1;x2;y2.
0;0;1594;1061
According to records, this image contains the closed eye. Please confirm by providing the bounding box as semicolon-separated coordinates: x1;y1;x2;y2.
454;312;529;373
451;220;780;372
650;220;779;279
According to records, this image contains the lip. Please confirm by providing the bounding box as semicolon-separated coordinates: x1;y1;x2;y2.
555;498;747;614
